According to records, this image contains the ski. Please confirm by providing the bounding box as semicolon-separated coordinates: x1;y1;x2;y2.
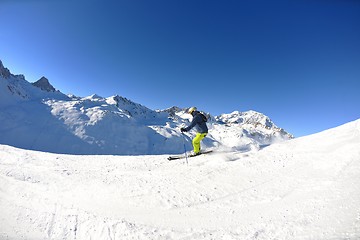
167;150;213;161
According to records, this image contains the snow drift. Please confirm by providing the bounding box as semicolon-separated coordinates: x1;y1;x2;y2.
0;119;359;239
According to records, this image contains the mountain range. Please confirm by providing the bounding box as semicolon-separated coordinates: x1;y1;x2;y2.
0;60;293;155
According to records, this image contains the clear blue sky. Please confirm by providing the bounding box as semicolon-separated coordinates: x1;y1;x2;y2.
1;0;359;137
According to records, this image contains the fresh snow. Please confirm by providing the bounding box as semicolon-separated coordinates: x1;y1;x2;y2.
1;119;360;240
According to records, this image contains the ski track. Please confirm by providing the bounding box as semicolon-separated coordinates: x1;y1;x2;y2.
1;120;360;240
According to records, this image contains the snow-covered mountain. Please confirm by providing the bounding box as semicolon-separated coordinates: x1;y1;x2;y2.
0;118;359;240
0;60;292;154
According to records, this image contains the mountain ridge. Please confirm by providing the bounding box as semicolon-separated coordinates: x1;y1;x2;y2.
0;60;293;154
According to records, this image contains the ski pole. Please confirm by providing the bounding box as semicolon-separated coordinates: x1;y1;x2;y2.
181;133;188;165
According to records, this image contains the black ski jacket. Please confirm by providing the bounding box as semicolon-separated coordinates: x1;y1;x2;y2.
184;111;208;133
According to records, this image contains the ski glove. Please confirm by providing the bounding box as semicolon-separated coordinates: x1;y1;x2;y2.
180;127;187;132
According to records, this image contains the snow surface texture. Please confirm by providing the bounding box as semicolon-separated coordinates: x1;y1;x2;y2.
0;119;359;239
0;60;292;155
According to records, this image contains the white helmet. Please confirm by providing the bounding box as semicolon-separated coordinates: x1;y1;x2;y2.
188;107;197;114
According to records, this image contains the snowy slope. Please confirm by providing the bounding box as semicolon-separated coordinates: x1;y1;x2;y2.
0;119;359;240
0;60;292;155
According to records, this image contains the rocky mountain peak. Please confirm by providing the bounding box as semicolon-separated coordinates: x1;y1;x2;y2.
32;76;56;92
0;60;11;79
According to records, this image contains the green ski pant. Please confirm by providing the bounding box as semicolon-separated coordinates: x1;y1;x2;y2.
192;133;207;154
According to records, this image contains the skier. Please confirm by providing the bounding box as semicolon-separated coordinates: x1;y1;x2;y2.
180;107;208;156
